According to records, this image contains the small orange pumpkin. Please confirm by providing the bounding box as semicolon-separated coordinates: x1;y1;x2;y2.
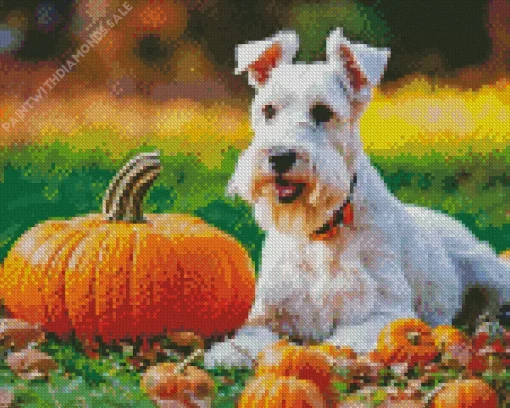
429;378;498;408
376;318;438;366
255;341;335;399
431;325;468;352
141;361;214;406
0;152;256;342
237;374;327;408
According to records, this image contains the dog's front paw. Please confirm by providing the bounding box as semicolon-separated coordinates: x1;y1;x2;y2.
204;326;280;369
326;324;381;353
203;340;255;369
325;335;377;354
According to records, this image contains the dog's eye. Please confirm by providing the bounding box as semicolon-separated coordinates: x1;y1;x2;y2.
311;103;334;125
262;104;277;120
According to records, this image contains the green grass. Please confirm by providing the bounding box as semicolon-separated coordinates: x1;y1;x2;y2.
371;148;510;253
0;142;508;406
0;338;155;407
0;142;508;267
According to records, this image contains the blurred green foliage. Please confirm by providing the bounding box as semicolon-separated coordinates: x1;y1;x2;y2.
0;142;508;274
288;0;392;62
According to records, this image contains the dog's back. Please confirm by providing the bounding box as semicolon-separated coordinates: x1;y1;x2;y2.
404;204;510;327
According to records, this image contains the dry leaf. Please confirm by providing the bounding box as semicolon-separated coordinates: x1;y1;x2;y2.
0;389;14;408
336;402;369;408
168;332;205;350
0;319;43;351
378;399;424;408
6;349;57;380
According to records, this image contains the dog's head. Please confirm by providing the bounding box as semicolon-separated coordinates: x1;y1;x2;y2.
228;28;390;235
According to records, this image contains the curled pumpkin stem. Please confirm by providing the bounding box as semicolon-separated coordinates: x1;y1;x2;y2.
102;151;161;223
406;331;421;346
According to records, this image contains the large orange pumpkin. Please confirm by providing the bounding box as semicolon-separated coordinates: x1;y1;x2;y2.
0;152;256;342
376;318;438;367
429;378;498;408
237;374;327;408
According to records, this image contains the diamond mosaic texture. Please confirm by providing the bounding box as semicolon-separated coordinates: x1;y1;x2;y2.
0;1;508;407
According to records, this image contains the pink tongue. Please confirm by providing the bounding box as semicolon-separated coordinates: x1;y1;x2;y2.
275;183;297;198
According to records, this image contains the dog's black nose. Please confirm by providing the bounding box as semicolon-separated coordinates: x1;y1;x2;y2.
268;150;297;174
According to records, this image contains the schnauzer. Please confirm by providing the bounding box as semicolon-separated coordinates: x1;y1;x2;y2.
204;28;510;368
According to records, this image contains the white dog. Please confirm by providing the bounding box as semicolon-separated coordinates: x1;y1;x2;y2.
204;28;510;368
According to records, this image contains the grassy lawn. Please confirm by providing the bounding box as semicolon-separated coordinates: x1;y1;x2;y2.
0;141;508;406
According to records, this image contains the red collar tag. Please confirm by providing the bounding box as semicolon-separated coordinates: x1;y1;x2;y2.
310;173;357;241
310;202;354;241
343;201;354;226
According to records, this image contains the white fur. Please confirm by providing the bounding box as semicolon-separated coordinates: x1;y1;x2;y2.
235;30;299;87
204;29;510;368
326;28;391;102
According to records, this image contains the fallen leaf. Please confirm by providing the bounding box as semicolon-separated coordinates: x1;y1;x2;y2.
336;402;369;408
0;319;43;351
378;399;424;407
168;332;204;349
0;389;14;408
6;349;57;380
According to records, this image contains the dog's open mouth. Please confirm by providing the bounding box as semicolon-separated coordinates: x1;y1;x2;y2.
274;177;306;203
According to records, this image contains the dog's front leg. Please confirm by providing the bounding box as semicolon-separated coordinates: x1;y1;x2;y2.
203;322;279;369
325;312;418;353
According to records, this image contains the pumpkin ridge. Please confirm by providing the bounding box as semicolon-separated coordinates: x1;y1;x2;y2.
218;244;255;334
93;224;136;341
21;221;70;261
2;221;70;321
43;228;93;334
65;225;111;342
174;259;188;333
28;226;84;331
213;247;238;326
222;243;254;297
107;225;138;341
147;236;178;335
59;224;99;337
128;225;141;337
90;227;113;342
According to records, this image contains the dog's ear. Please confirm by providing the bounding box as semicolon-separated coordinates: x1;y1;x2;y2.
235;31;299;87
326;28;390;102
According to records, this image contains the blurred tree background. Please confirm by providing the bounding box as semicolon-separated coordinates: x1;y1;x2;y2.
0;0;507;100
0;5;506;407
0;1;507;258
